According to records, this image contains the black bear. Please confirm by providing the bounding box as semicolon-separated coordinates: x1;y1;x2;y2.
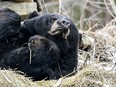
0;35;60;80
20;13;79;78
0;8;21;58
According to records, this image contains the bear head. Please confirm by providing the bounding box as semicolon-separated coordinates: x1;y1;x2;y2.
0;8;21;40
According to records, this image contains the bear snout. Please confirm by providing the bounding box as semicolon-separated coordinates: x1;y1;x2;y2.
57;18;70;28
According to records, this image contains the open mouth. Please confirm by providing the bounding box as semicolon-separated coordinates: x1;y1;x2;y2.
48;28;63;35
48;27;70;39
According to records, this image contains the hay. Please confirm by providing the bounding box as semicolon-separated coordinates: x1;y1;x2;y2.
0;69;38;87
59;67;103;87
36;66;115;87
79;21;116;63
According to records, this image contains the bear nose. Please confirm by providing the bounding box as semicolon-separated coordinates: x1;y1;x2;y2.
58;19;70;27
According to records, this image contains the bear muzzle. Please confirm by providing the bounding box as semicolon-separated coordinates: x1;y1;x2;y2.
48;18;70;39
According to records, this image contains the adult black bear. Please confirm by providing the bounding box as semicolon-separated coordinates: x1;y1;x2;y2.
0;35;60;81
0;8;21;58
20;13;79;78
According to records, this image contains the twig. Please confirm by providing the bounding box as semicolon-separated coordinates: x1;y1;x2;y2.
53;78;63;87
89;0;111;5
52;0;55;13
59;0;62;14
58;63;63;77
28;43;32;64
42;0;49;13
109;0;116;16
88;21;100;31
89;0;110;9
2;71;11;83
103;18;116;28
103;0;115;18
79;0;89;30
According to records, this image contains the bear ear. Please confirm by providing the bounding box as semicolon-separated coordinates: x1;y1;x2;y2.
27;11;39;19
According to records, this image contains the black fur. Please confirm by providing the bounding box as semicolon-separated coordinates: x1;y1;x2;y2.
0;35;60;80
20;13;79;78
0;8;21;58
0;11;79;80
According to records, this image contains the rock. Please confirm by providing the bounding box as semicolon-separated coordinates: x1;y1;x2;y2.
0;2;37;19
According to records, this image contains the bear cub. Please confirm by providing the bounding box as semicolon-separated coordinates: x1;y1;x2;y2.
0;35;60;80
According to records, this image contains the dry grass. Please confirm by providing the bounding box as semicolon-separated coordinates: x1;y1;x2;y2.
0;69;38;87
36;66;115;87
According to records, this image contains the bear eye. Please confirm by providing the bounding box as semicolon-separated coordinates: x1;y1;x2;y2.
50;16;58;23
40;38;46;42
